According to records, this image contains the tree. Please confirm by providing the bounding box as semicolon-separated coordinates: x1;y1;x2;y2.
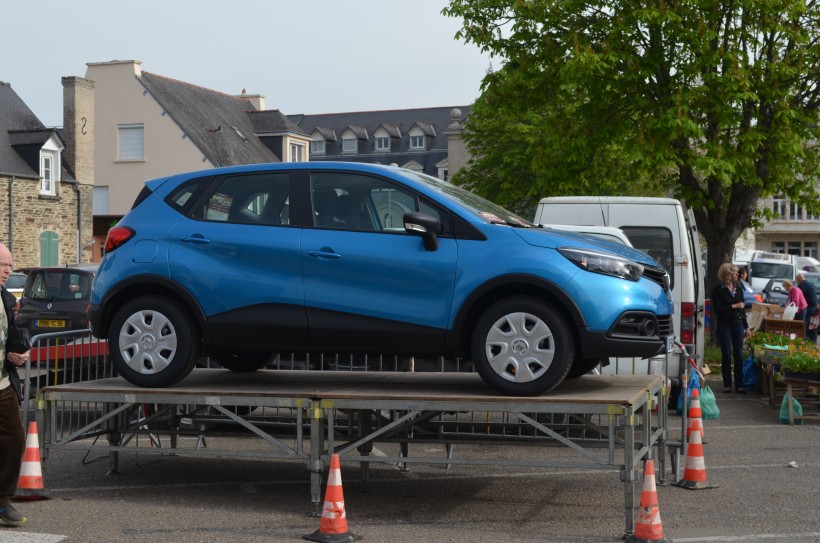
443;0;820;291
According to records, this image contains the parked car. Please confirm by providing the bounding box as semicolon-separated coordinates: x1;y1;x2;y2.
89;162;673;396
16;265;98;335
6;271;27;299
761;278;789;306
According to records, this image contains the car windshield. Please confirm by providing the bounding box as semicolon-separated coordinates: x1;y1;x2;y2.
401;169;532;227
750;262;794;279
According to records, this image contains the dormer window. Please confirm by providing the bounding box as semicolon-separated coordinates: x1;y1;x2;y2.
311;140;326;154
40;151;57;195
342;138;357;153
375;137;390;151
410;135;425;149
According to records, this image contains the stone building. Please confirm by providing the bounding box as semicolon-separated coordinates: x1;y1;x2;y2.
0;77;94;269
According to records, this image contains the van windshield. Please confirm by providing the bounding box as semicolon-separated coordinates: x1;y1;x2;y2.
749;262;794;279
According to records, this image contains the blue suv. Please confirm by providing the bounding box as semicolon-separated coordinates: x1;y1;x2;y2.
89;162;672;396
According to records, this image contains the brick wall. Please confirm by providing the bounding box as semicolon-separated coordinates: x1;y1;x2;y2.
0;176;94;269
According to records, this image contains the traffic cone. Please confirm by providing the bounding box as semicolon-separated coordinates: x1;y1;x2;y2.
627;459;670;543
303;453;360;543
686;388;705;440
674;418;717;490
13;422;48;501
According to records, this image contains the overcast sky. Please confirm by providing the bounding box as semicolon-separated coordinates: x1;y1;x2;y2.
2;1;493;127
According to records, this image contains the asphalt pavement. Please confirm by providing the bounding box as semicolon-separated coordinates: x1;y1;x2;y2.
1;373;818;543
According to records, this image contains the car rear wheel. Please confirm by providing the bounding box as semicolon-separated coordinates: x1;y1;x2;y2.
110;296;200;387
471;296;574;396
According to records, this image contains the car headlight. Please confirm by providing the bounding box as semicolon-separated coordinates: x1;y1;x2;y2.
558;247;644;282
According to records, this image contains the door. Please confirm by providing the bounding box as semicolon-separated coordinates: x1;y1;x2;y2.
301;171;458;352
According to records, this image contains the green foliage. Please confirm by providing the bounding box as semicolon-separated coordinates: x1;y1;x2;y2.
444;0;820;285
781;352;820;375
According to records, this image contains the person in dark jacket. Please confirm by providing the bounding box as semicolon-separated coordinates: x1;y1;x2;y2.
796;273;818;343
710;262;751;393
0;243;30;526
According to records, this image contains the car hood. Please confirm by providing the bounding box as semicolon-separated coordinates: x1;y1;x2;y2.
513;228;660;267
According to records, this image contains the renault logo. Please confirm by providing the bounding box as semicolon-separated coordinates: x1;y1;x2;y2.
47;303;53;310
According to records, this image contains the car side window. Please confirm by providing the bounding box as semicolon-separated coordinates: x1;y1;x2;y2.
310;172;443;233
193;173;290;226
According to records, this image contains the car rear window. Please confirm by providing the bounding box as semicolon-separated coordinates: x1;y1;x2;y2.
25;270;93;301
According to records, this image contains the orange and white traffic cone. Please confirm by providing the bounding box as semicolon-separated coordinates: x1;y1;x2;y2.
13;421;48;501
674;418;717;490
303;453;360;543
627;459;670;543
686;388;705;440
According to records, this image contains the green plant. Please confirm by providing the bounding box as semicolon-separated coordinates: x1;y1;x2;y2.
781;352;820;374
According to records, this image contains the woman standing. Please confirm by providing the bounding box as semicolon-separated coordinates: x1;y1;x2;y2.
710;263;751;393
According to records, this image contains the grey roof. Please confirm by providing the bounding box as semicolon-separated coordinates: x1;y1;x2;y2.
138;72;280;167
287;106;470;177
0;81;46;177
248;110;308;136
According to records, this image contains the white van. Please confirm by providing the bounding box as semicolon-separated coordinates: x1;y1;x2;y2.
534;197;706;390
747;252;797;292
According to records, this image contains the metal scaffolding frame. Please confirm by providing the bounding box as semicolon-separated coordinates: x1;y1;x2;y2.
40;369;666;536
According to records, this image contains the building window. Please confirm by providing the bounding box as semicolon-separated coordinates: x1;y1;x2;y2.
790;202;803;221
375;137;390;151
410;135;425;149
93;186;109;214
342;138;357;153
772;196;786;220
805;242;818;258
118;124;144;160
438;167;449;181
771;241;785;253
311;140;325;154
40;151;57;195
788;241;801;255
289;142;305;162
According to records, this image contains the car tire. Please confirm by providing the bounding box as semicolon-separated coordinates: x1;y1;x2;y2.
471;296;574;396
210;349;271;372
110;296;200;387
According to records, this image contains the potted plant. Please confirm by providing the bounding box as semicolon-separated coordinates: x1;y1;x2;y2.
780;352;820;381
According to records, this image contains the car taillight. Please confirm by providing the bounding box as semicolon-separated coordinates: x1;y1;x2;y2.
104;226;135;253
680;302;695;345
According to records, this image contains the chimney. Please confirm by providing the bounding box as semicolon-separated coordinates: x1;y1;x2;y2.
61;76;95;186
235;90;265;111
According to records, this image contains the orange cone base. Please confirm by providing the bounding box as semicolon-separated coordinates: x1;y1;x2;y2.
12;488;49;502
626;534;672;543
673;479;717;490
303;529;361;543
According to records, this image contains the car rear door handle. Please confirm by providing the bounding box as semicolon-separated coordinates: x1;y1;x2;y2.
307;248;342;259
180;234;211;244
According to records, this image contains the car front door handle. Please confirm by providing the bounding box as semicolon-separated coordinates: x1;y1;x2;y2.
307;249;342;259
180;235;211;244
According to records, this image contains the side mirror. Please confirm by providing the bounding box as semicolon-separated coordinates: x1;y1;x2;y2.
403;212;440;251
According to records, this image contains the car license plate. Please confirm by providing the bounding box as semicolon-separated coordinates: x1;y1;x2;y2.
37;319;66;328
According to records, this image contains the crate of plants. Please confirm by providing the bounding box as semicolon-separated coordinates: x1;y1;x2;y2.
780;352;820;382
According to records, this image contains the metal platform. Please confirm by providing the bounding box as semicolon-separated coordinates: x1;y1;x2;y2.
41;369;667;536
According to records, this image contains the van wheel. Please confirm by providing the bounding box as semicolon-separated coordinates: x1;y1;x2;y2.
110;296;200;387
471;297;574;396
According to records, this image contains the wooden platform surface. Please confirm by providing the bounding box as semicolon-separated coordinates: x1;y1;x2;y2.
43;369;662;407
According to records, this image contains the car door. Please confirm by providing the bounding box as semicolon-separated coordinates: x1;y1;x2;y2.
167;171;307;349
301;170;458;352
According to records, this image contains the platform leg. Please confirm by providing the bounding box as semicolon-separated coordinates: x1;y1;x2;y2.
357;410;373;491
622;410;637;537
106;402;120;475
309;403;324;516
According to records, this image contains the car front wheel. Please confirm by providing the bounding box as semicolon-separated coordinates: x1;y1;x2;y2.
110;296;200;387
471;297;574;396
